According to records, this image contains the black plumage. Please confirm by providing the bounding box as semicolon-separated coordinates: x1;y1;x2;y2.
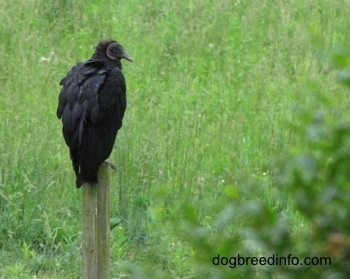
57;39;133;188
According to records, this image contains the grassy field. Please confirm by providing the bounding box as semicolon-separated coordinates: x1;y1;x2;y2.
1;0;350;278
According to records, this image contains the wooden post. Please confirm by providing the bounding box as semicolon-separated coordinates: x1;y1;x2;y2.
82;163;110;279
82;183;97;279
96;164;110;278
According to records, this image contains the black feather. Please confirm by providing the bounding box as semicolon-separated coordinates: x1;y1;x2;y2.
57;39;132;188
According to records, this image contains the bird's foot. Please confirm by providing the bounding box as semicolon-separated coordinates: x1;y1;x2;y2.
104;159;116;171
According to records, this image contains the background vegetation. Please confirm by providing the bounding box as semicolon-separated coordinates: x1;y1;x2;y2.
0;0;350;278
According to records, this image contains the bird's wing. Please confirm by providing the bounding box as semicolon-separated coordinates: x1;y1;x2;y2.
57;61;107;148
95;66;127;123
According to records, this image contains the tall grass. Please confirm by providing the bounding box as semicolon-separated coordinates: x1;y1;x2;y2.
1;0;350;278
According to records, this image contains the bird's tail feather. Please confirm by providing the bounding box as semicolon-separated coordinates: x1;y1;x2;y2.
76;173;84;188
76;173;98;188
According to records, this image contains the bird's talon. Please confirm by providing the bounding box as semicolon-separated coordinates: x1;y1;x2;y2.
104;159;116;171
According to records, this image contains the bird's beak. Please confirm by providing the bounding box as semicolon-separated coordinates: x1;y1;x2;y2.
122;50;133;62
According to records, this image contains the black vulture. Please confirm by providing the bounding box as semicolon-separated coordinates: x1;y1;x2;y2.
56;39;133;188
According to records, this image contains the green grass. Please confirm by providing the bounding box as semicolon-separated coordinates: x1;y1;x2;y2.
1;0;350;278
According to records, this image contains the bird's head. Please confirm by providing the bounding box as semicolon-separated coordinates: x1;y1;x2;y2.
93;39;133;64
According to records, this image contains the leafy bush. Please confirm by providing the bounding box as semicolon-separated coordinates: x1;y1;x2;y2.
123;51;350;279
